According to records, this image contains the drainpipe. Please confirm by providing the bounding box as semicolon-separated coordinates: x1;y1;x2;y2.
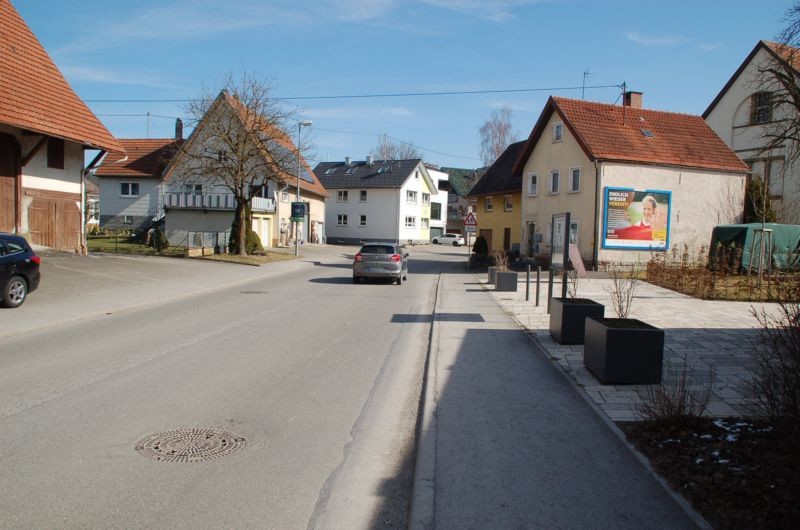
592;160;602;270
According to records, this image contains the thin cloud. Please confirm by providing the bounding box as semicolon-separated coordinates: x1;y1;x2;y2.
625;31;685;46
421;0;545;22
327;0;394;21
60;66;176;89
697;42;722;53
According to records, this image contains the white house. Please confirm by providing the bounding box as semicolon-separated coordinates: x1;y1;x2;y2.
513;94;750;266
161;91;328;249
314;158;438;244
0;0;122;251
704;40;800;222
424;165;450;239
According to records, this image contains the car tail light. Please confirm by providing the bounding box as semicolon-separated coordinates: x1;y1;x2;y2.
31;255;41;265
355;253;363;262
390;254;401;262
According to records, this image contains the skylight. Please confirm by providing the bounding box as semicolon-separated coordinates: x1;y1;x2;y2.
324;167;337;175
345;166;357;175
640;128;655;138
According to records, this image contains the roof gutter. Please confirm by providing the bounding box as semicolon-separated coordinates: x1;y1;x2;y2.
592;159;601;270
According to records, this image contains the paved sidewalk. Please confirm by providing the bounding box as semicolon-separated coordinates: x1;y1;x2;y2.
483;271;780;421
412;267;703;529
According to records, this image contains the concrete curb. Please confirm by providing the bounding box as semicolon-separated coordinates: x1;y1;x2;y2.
408;271;442;530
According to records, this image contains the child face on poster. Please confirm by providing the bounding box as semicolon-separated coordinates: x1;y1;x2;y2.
640;195;667;230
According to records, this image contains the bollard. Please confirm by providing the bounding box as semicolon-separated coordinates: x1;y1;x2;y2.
525;264;531;301
536;266;541;306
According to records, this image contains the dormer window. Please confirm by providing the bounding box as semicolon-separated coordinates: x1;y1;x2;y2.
553;123;563;143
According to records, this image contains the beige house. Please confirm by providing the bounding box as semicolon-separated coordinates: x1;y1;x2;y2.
704;40;800;222
513;94;750;267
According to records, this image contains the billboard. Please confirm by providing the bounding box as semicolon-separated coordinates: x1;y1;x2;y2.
602;187;671;250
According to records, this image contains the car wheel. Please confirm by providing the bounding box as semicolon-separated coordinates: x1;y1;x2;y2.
432;239;438;244
452;241;459;246
396;275;403;285
353;275;360;284
2;275;27;308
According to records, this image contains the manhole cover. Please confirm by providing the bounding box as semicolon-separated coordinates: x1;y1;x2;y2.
135;428;246;463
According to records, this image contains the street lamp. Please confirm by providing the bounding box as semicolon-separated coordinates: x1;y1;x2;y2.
295;120;313;256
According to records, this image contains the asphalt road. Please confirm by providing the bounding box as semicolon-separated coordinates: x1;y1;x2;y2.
0;245;466;528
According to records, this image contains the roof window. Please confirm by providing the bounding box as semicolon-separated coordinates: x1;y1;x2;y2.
640;128;654;138
324;167;338;175
345;166;357;175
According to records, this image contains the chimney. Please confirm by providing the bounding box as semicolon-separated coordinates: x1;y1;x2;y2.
624;91;643;109
345;156;352;166
366;155;374;166
175;118;183;140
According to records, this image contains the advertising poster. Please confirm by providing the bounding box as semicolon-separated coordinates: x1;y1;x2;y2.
602;187;671;250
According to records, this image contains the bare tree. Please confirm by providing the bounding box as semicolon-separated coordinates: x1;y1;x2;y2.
174;74;301;255
478;106;517;167
371;136;422;160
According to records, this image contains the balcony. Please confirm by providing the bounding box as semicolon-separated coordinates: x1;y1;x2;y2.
164;193;276;213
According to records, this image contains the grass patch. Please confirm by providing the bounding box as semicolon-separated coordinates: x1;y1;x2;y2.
198;252;296;266
87;236;184;257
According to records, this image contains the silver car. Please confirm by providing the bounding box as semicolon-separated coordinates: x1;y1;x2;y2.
353;243;409;284
431;233;465;246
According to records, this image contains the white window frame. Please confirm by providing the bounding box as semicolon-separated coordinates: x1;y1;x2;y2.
504;195;513;212
422;193;430;205
484;196;493;212
337;214;348;226
360;214;367;226
120;181;139;198
337;190;349;202
528;174;538;196
569;167;581;193
183;183;202;194
281;191;289;203
570;221;579;245
360;190;367;202
406;190;418;204
549;170;560;195
553;122;563;143
421;218;429;229
405;216;416;228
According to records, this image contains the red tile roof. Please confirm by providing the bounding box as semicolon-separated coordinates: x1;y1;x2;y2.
763;40;800;71
95;139;180;179
0;0;122;152
514;97;749;175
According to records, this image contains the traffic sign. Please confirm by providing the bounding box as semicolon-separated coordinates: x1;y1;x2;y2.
464;211;477;226
464;226;476;233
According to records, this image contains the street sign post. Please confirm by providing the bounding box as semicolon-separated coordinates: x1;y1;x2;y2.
464;212;477;268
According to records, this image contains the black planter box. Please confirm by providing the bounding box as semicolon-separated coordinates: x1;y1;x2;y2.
583;317;664;385
495;271;518;292
549;297;605;345
488;266;497;284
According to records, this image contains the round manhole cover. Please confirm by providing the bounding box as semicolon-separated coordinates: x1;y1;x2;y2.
135;428;246;463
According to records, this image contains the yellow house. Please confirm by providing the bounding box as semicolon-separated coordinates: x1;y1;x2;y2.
467;141;525;252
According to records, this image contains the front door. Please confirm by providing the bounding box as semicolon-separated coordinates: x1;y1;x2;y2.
479;228;492;250
503;227;511;251
0;135;19;233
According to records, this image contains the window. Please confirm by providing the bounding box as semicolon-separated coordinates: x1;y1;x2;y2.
183;184;202;194
47;137;65;169
120;182;139;197
360;190;367;202
553;123;563;142
421;218;429;229
360;215;367;226
422;193;430;205
528;174;538;196
504;195;513;211
324;167;337;175
484;196;493;212
281;192;289;203
431;202;441;220
751;92;773;124
406;190;418;203
569;167;580;193
768;158;785;197
337;190;349;202
570;221;579;245
405;216;416;228
345;166;357;175
550;170;560;194
337;214;348;226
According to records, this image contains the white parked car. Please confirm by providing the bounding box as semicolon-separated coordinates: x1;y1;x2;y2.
431;233;465;246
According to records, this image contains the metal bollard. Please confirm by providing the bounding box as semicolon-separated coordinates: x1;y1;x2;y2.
525;264;531;301
536;266;541;306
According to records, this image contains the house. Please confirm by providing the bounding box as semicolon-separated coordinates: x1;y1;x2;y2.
424;164;450;239
314;158;438;244
161;90;327;249
0;0;122;251
467;141;525;252
513;94;750;266
704;40;800;222
440;167;484;235
94;137;181;231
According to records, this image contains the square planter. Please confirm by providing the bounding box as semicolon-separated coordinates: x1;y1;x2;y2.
495;271;518;292
549;297;605;345
583;317;664;385
488;266;497;284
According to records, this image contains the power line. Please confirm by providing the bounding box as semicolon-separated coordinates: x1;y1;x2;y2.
84;84;623;103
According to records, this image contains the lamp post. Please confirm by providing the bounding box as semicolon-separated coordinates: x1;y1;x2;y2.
295;120;313;256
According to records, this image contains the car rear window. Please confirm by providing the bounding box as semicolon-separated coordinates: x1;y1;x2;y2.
360;245;396;254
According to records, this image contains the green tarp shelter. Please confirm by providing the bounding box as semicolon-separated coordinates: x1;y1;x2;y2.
711;223;800;271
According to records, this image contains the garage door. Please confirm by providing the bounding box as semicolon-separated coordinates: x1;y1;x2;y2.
430;227;444;238
0;136;18;233
28;194;82;250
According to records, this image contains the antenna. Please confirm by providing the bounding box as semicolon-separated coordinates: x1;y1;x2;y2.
582;69;591;100
621;81;627;126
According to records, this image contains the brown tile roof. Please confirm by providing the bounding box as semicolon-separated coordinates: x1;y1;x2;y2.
468;141;525;197
0;0;122;152
165;91;328;198
95;139;180;179
514;97;749;176
763;40;800;71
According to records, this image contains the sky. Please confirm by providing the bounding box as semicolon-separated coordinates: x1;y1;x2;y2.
16;0;795;169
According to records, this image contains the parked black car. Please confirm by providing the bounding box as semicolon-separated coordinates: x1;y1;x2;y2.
0;233;40;308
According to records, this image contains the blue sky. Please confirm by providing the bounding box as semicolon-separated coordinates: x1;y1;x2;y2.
19;0;791;169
